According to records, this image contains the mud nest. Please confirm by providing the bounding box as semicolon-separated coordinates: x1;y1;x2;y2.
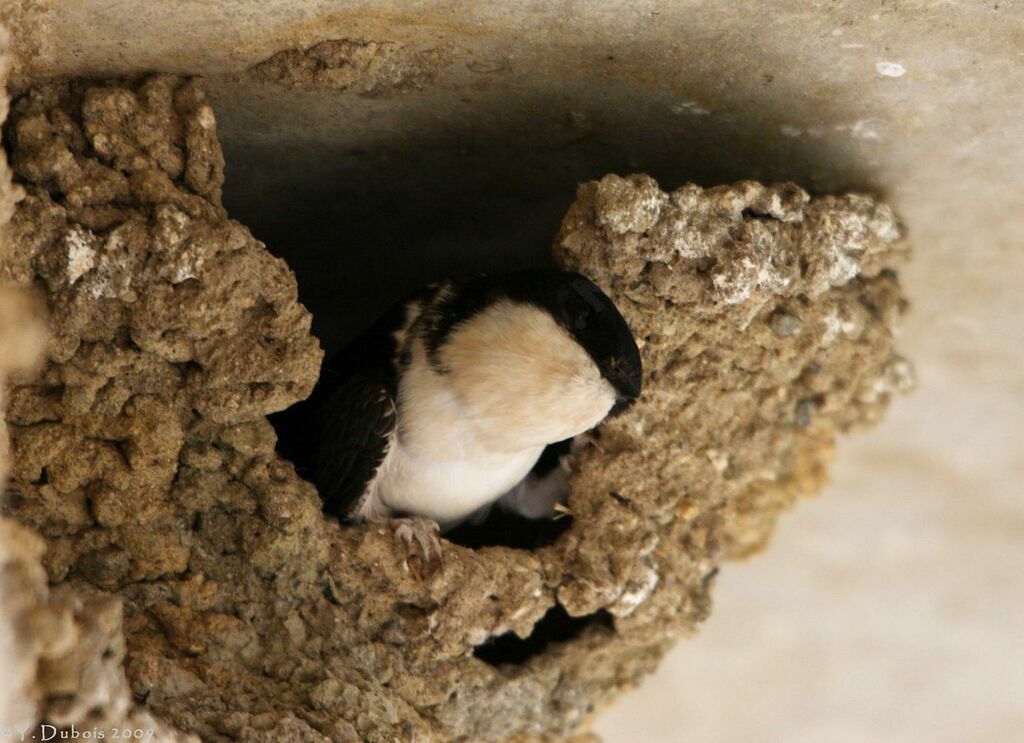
0;75;911;742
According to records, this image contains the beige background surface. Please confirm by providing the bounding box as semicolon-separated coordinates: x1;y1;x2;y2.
597;394;1024;742
15;1;1024;740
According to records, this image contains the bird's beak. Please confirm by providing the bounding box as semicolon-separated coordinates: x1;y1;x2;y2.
609;393;637;417
605;354;642;417
619;374;641;401
612;356;642;399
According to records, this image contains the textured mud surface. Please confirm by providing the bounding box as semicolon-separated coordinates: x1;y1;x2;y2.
1;75;909;741
247;39;453;95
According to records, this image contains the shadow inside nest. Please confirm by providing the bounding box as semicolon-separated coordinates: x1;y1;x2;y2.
444;508;573;551
473;604;614;667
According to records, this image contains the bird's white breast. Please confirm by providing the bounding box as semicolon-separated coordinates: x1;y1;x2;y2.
367;297;615;528
375;436;544;527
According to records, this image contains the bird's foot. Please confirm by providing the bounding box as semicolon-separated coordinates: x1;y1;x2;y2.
391;517;444;581
552;502;574;520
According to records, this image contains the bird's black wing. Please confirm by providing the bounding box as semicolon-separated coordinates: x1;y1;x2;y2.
314;370;396;518
271;292;411;517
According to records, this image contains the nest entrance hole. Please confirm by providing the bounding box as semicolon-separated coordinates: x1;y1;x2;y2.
473;604;614;667
211;83;801;550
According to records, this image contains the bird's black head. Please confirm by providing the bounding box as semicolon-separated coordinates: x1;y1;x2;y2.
422;268;643;415
500;269;643;414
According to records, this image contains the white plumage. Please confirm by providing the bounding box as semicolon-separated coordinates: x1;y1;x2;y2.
358;299;616;529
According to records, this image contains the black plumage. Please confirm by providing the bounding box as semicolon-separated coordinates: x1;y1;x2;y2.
419;270;642;402
271;295;407;518
313;371;396;517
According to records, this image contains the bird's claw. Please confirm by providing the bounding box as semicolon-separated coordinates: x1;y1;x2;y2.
552;502;574;520
392;518;444;581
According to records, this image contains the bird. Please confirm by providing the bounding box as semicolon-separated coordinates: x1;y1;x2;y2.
277;268;642;577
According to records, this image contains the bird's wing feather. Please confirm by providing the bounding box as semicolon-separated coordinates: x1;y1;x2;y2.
315;370;397;519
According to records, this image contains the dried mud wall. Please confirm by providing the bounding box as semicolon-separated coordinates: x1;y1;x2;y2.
0;74;909;742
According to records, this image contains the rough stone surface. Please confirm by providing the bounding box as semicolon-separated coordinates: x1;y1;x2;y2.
0;2;49;87
0;518;199;742
554;174;911;565
1;75;908;741
247;39;453;95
